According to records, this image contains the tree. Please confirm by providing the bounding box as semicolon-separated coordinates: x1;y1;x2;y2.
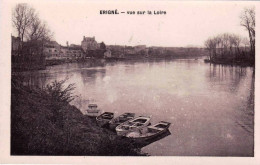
205;33;243;60
100;42;106;50
240;7;255;57
12;3;53;69
231;34;242;58
12;4;36;51
12;4;53;43
26;17;53;41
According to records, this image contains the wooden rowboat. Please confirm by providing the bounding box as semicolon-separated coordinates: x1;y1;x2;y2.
115;116;151;136
125;121;171;141
109;113;135;130
85;104;101;117
96;112;114;127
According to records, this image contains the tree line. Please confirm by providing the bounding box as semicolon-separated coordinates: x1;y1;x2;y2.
205;7;255;65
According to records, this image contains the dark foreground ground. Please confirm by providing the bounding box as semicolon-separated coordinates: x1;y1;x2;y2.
11;77;145;156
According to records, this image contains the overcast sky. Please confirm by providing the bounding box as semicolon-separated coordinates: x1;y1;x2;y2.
12;1;252;47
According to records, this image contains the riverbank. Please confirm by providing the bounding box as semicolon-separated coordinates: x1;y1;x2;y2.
204;58;254;67
11;77;146;156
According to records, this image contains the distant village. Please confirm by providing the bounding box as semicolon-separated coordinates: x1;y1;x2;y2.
11;35;208;70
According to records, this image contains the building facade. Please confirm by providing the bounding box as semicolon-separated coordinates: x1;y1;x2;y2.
43;41;61;59
81;36;99;52
104;49;112;58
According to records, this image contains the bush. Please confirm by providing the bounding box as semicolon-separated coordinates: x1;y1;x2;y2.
11;77;144;156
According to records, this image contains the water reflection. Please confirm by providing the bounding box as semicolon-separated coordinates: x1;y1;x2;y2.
128;130;172;149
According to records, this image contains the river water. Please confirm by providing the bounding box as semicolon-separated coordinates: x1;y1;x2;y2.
24;58;254;156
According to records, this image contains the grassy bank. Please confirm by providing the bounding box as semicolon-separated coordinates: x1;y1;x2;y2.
11;77;145;156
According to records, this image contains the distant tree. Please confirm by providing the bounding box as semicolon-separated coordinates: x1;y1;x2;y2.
100;42;106;50
205;37;217;60
205;33;243;60
230;34;242;58
241;37;250;49
240;7;255;57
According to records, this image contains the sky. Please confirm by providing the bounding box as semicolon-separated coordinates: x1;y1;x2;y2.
11;1;252;47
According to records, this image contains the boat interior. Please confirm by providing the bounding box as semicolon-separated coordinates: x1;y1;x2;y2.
101;113;114;119
131;118;147;123
113;113;135;123
120;119;148;130
147;122;170;132
154;123;169;129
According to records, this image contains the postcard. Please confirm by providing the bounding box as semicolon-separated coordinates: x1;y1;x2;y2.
0;0;259;164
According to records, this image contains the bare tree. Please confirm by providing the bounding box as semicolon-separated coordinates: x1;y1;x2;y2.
240;7;255;56
26;15;53;41
205;33;244;61
12;4;35;43
231;34;242;58
12;4;53;42
205;37;217;60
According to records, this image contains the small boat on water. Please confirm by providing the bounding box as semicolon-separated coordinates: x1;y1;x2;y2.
96;112;114;127
115;116;151;136
109;113;135;130
85;104;101;117
125;121;171;141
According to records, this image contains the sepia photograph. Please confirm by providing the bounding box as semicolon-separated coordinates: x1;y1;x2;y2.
0;0;259;163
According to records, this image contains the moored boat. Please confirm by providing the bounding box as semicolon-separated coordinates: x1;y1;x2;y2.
125;121;171;141
109;113;135;130
85;104;101;117
115;116;151;136
96;112;114;127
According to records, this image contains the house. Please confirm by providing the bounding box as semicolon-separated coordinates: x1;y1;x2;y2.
69;46;84;59
104;49;112;58
81;36;99;52
43;41;61;60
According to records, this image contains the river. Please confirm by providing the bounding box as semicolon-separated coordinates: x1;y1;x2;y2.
22;58;254;156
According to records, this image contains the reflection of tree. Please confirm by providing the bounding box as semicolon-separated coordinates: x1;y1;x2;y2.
234;69;254;135
208;64;248;93
79;68;106;85
15;71;48;89
245;69;254;130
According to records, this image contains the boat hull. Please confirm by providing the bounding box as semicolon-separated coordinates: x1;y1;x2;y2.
97;119;110;127
86;111;101;117
127;128;168;142
109;123;119;130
